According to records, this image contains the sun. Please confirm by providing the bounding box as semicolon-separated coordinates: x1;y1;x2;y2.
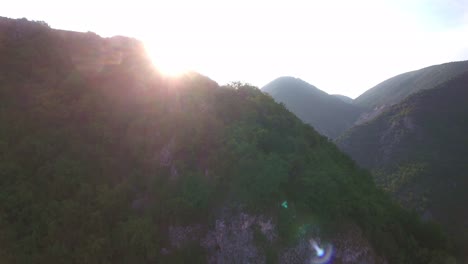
144;42;191;77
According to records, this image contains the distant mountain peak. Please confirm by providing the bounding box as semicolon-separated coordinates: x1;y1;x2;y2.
262;77;364;139
331;94;353;104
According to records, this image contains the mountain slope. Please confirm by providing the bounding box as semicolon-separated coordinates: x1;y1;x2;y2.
354;61;468;110
262;77;364;139
332;94;353;104
0;17;455;263
338;74;468;257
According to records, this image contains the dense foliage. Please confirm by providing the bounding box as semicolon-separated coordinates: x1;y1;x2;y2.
262;77;364;139
0;17;456;263
338;74;468;259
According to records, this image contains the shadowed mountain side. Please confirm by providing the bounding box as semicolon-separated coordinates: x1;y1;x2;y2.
262;77;365;139
354;61;468;124
338;74;468;258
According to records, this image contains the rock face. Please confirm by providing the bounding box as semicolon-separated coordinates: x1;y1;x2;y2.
166;211;269;264
330;224;387;264
166;210;386;264
338;73;468;257
203;213;266;264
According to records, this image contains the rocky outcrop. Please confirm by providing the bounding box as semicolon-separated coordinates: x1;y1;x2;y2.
331;224;387;264
164;210;385;264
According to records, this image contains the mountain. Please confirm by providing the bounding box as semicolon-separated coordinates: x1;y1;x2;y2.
0;17;455;263
262;77;364;139
354;61;468;124
338;73;468;258
332;94;353;104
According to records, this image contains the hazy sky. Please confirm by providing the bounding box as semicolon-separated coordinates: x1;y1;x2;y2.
4;0;468;98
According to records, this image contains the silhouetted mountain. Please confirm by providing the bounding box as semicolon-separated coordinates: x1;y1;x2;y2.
338;74;468;258
332;94;353;104
262;77;364;139
0;17;455;263
354;61;468;124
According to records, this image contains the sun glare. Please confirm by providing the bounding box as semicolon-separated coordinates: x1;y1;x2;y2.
144;43;191;77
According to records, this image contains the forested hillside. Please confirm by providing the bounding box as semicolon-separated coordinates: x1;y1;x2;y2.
338;74;468;259
0;17;456;263
262;77;364;139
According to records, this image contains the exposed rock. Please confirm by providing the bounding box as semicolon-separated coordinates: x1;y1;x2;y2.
355;104;388;125
257;217;277;242
159;137;175;166
202;213;266;264
170;164;179;180
131;194;150;212
279;239;311;264
164;210;390;264
331;224;387;264
169;225;203;249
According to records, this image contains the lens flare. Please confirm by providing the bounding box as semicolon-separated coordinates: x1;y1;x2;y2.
309;238;333;264
312;240;324;257
281;200;288;209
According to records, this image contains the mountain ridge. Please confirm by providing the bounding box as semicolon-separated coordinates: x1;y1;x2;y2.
331;94;354;104
262;76;365;139
354;60;468;109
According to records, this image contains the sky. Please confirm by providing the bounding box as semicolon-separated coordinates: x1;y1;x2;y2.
3;0;468;98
